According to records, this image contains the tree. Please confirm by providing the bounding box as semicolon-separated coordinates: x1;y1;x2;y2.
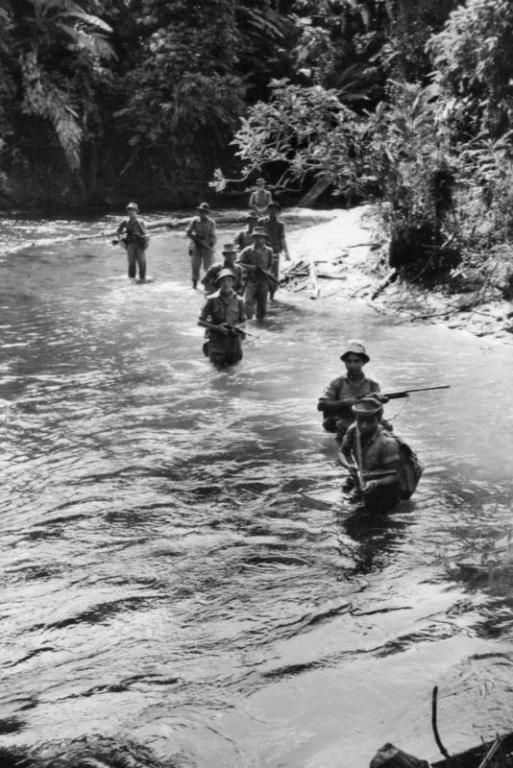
430;0;513;138
10;0;114;172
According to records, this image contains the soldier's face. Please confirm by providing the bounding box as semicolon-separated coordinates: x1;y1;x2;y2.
344;355;364;376
220;277;234;294
357;414;379;436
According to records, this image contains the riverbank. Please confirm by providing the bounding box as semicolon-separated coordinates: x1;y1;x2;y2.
285;205;513;343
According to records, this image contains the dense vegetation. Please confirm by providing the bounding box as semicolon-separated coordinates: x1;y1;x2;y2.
2;0;513;291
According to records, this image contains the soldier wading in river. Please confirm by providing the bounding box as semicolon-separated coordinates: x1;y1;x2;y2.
317;341;388;442
340;395;401;514
234;211;258;252
260;201;290;299
201;242;243;296
186;202;216;289
198;268;246;368
116;202;149;281
239;226;276;321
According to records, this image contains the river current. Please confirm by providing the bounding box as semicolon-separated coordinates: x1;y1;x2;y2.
1;212;513;768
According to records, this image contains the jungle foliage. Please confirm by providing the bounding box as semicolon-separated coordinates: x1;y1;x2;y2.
1;0;513;292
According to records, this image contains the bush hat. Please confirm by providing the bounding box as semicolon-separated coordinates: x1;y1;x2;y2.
126;202;139;211
222;243;237;254
216;268;236;284
246;211;259;220
197;202;211;212
352;395;383;417
340;340;370;363
252;226;267;237
268;201;281;210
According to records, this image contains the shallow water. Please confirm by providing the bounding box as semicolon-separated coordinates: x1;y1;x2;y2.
1;213;513;768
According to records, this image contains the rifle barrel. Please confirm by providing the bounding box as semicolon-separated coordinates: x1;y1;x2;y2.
385;385;450;400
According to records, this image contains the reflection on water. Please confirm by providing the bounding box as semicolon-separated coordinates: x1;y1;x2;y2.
1;214;513;768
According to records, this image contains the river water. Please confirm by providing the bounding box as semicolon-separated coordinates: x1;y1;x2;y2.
1;212;513;768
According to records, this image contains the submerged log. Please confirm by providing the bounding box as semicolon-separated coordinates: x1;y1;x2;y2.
370;743;429;768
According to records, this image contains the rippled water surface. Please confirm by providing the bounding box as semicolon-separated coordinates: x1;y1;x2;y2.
1;213;513;768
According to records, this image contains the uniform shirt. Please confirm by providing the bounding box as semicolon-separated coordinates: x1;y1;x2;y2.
234;228;254;251
117;216;147;245
239;243;274;283
199;290;246;329
342;424;400;474
201;261;243;295
186;216;216;253
260;216;286;254
321;375;380;422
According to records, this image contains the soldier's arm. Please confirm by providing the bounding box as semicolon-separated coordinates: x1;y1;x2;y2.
198;301;229;335
186;218;195;239
317;379;357;413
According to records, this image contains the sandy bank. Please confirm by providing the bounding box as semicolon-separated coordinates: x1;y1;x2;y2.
285;205;513;344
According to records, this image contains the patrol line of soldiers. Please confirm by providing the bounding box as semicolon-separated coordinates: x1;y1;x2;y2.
116;196;290;369
116;201;421;513
188;200;290;368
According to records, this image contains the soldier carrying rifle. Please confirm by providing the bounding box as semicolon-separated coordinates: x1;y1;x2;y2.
116;202;150;282
186;202;216;289
239;226;278;321
198;268;247;368
317;341;388;442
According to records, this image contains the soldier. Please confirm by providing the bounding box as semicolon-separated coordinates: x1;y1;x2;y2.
340;395;401;514
198;268;246;368
239;226;276;321
317;341;387;442
249;177;273;216
186;202;216;289
201;243;243;295
234;211;258;252
116;202;149;281
260;201;290;298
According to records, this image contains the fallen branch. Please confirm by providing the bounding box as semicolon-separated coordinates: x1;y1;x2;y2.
371;269;397;300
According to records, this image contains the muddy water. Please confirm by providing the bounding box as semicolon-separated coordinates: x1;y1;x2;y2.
1;213;513;768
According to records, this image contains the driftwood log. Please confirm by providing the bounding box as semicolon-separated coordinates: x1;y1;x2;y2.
370;743;430;768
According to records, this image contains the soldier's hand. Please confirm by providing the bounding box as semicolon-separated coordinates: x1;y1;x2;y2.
219;323;230;336
364;480;379;494
377;394;389;404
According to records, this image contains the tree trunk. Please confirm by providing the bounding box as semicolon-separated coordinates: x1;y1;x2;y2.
298;175;332;207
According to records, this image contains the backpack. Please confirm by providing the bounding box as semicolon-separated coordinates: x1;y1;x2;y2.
393;435;424;500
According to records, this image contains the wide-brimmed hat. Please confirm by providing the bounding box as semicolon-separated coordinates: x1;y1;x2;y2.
126;201;139;211
352;395;383;417
246;211;258;221
252;226;267;237
197;202;211;212
216;268;236;284
268;201;281;210
222;243;237;255
340;340;370;363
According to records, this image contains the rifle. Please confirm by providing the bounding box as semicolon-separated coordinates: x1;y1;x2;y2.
338;453;396;489
353;422;366;494
198;320;259;339
188;231;213;251
383;385;450;400
318;384;450;414
239;262;280;286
